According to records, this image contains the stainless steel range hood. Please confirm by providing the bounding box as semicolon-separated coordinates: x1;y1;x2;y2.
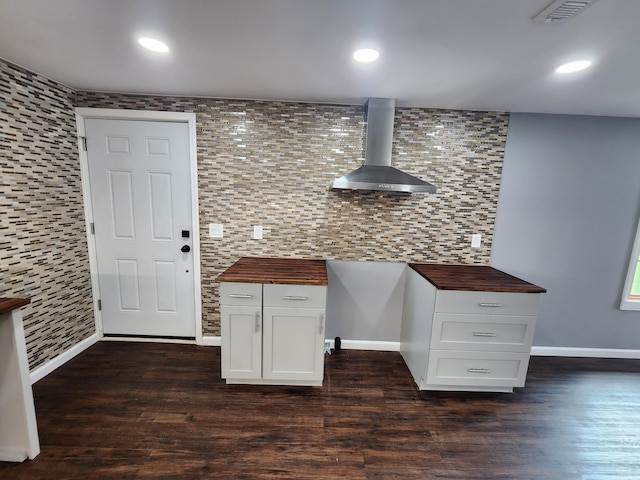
332;98;437;193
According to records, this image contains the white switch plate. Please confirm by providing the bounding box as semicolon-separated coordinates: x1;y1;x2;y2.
471;234;482;248
209;223;223;238
253;225;263;240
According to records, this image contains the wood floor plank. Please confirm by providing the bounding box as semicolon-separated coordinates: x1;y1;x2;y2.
1;343;639;479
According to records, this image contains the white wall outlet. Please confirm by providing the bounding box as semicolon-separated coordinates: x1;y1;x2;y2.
253;225;263;240
471;233;482;248
209;223;223;238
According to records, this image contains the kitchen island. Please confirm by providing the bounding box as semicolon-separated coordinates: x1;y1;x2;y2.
217;257;328;386
401;264;546;392
0;298;40;461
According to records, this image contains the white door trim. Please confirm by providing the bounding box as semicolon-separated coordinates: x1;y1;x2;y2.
75;108;203;345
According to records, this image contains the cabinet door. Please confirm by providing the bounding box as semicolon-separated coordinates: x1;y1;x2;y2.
221;305;262;379
262;307;325;382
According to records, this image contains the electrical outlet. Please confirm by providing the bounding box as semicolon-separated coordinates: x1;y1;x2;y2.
209;223;223;238
253;225;263;240
471;234;481;248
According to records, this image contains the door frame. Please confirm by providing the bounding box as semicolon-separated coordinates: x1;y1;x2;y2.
75;108;203;345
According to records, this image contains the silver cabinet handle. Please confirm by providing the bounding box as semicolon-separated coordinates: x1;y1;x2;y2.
282;296;308;301
318;314;324;335
478;302;503;308
473;332;497;337
228;294;253;299
468;368;492;374
255;312;260;332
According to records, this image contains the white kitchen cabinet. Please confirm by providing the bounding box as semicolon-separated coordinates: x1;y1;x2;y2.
400;265;544;393
0;299;40;462
220;283;262;380
220;282;327;386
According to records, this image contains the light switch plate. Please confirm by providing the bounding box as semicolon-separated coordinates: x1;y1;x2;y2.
209;223;223;238
253;225;263;240
471;234;481;248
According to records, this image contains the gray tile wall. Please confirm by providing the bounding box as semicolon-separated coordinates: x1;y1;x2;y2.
1;59;95;369
77;92;509;335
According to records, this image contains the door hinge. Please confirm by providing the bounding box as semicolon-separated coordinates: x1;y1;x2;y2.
81;136;87;151
97;299;102;311
90;222;95;234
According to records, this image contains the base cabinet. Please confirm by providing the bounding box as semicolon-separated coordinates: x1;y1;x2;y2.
400;268;541;393
221;282;326;386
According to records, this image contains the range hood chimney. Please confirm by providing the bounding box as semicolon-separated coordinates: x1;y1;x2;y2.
332;98;437;193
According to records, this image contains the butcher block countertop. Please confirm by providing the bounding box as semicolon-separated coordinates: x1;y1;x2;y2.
0;297;30;314
217;257;328;286
409;264;546;293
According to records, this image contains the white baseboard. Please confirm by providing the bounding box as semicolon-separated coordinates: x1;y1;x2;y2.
202;335;221;346
200;336;398;351
531;346;640;359
101;336;196;345
329;339;400;351
30;333;100;384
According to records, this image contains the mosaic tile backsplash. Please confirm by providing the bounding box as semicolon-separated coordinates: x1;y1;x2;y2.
1;60;95;369
77;92;509;336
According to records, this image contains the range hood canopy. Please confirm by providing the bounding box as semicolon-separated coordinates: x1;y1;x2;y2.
332;98;437;193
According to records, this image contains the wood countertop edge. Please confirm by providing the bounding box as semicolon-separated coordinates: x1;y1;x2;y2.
408;263;547;294
0;297;31;314
216;277;329;286
216;257;328;286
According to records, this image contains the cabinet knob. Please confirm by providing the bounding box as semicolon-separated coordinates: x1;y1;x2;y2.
255;312;261;332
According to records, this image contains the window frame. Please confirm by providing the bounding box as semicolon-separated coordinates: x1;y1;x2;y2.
620;217;640;310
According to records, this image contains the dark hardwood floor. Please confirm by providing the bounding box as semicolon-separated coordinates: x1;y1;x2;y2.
1;342;639;479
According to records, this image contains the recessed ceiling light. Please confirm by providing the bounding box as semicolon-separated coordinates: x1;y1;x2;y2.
353;48;379;63
555;60;592;74
138;37;170;53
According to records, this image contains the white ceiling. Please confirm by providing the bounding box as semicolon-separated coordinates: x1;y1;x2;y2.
1;0;639;117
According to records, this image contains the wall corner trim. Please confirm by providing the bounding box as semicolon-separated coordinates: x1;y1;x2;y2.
202;336;222;347
30;333;100;384
531;346;640;359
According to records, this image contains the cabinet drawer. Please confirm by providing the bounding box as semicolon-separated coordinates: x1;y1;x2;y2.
431;313;536;352
219;282;262;306
263;284;326;309
435;291;540;316
426;350;530;388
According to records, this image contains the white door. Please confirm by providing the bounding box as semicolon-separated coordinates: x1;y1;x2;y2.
85;118;196;338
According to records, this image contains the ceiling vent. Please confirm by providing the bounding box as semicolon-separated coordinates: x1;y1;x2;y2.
532;0;600;23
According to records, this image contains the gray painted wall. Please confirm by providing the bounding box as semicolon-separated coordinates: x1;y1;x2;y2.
326;261;406;343
491;113;640;349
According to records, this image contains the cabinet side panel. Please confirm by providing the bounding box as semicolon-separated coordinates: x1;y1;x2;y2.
400;268;437;387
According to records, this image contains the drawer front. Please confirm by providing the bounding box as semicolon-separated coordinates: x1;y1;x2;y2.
431;313;536;352
219;282;262;307
435;291;540;316
426;350;530;388
263;284;327;309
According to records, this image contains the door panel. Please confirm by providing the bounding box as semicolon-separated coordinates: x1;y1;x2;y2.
262;307;324;382
109;170;136;238
149;172;174;240
116;259;140;311
221;305;262;379
85;118;195;337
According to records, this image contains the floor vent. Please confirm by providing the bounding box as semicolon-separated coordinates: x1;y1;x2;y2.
532;0;600;23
